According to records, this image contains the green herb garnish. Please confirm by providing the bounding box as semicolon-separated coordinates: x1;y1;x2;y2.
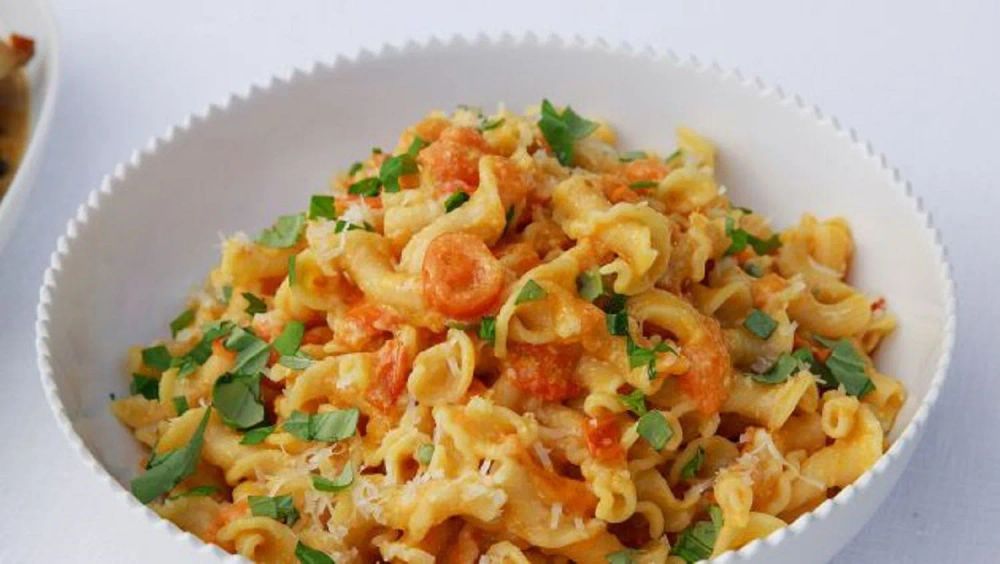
815;337;875;397
515;279;547;305
681;446;705;479
538;99;598;166
618;389;647;416
743;308;778;339
606;549;636;564
347;176;381;197
168;485;219;500
130;407;210;503
606;311;629;336
443;191;470;213
283;409;360;442
348;162;363;176
312;464;353;493
240;425;275;445
272;321;305;356
479;316;496;345
248;494;299;526
295;541;334;564
628;180;658;190
379;136;426;193
141;345;172;371
671;505;723;563
212;372;264;430
618;150;647;163
480;117;505;131
724;216;782;256
256;213;305;248
309;195;337;220
169;309;195;338
637;410;673;451
130;374;159;400
576;268;604;302
172;395;189;415
242;292;267;315
279;354;313;370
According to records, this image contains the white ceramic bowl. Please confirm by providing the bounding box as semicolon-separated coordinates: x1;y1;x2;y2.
0;0;59;248
35;35;955;563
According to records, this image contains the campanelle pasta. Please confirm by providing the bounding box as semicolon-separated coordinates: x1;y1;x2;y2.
111;102;905;564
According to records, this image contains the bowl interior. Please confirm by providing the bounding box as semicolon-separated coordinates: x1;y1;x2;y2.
42;37;950;531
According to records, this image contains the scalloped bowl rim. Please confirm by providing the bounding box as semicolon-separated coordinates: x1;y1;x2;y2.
34;32;956;563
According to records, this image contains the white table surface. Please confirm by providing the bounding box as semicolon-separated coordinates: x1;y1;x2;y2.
1;1;997;562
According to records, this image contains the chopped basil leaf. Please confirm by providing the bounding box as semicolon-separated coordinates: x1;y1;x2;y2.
312;464;353;492
480;117;505;131
515;279;547;305
242;292;267;315
172;396;189;415
222;285;233;305
791;346;836;388
334;219;371;233
479;316;496;345
225;327;270;376
664;149;682;163
671;506;723;563
272;320;305;356
749;233;782;255
295;541;334;564
416;443;434;465
443;190;470;213
815;337;875;397
347;176;381;197
606;549;636;564
309;195;337;220
371;147;382;155
681;446;705;479
752;353;800;384
618;150;647;163
256;213;305;249
171;320;236;378
618;389;647;416
626;337;674;370
283;408;359;442
379;137;425;193
288;254;297;285
735;206;754;214
169;485;219;500
445;321;474;331
725;216;782;256
141;346;172;371
130;407;210;503
212;372;264;430
169;309;195;338
606;311;629;336
637;410;672;451
248;494;299;526
603;293;627;314
628;180;658;190
576;268;604;302
279;353;313;370
743;308;778;339
130;374;159;400
502;205;516;235
240;425;275;445
538;99;598;166
348;161;363;176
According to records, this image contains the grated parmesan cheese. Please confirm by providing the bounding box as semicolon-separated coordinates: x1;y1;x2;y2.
574;516;584;530
533;442;554;471
549;502;562;529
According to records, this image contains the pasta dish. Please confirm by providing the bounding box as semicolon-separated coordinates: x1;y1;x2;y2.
111;102;904;563
0;33;33;197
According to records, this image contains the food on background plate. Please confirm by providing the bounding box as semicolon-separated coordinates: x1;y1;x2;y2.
111;101;904;563
0;33;33;197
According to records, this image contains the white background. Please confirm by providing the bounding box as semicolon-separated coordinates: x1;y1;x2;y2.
1;1;997;562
